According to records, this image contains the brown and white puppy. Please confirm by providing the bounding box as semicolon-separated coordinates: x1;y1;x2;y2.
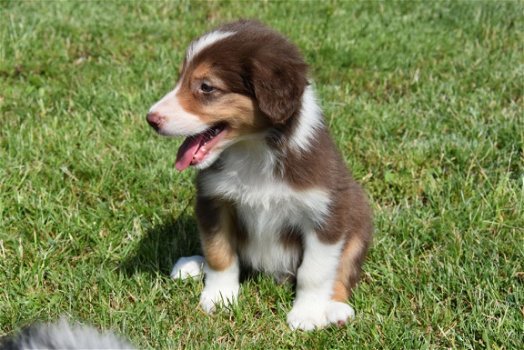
147;20;372;330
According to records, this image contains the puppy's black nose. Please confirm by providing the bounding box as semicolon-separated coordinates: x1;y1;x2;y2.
146;112;162;130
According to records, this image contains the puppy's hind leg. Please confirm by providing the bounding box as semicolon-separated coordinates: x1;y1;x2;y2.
326;235;367;326
286;232;344;331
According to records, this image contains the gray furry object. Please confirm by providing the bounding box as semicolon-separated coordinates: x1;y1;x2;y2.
1;318;133;349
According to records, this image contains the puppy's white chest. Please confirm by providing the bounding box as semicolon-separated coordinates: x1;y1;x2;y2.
200;150;331;275
236;196;301;274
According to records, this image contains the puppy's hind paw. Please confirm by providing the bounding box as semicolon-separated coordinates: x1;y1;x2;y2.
170;256;205;280
326;301;355;326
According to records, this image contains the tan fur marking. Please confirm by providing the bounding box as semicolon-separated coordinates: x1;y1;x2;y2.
192;62;212;80
200;205;236;271
175;61;269;141
202;234;234;271
332;236;364;301
331;280;349;301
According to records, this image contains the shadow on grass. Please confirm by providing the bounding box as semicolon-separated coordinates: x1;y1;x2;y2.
121;211;294;285
122;212;201;276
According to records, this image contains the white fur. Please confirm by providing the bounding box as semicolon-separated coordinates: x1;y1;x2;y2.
236;187;330;276
287;300;355;331
289;85;324;152
199;257;240;313
199;139;331;277
295;234;342;300
326;302;355;324
171;255;205;280
186;31;235;63
148;85;209;136
287;235;351;330
200;139;330;214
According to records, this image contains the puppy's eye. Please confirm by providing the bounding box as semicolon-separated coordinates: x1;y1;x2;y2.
200;83;215;93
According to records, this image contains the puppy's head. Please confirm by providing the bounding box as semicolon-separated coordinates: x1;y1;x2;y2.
147;20;308;171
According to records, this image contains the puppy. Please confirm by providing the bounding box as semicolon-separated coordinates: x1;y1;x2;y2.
147;20;372;330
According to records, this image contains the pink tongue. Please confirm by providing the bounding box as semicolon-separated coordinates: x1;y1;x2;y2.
175;134;205;171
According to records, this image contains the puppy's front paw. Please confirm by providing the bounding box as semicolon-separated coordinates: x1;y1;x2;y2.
199;283;239;313
287;302;328;331
170;256;205;280
287;301;355;331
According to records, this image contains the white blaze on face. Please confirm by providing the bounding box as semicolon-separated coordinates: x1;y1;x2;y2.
148;85;208;136
186;30;236;63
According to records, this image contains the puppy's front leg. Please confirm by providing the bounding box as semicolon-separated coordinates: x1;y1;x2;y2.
196;196;240;313
287;233;354;330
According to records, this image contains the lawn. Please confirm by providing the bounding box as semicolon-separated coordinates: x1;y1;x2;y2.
0;0;522;348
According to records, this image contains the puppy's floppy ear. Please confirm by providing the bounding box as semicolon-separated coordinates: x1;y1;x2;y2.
251;56;308;124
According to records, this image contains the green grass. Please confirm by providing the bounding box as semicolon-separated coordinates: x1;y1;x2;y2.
1;0;523;348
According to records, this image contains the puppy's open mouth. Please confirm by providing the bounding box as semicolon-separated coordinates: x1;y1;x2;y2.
175;123;228;171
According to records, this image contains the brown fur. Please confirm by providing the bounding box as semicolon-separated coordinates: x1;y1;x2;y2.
178;20;307;126
275;126;373;298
